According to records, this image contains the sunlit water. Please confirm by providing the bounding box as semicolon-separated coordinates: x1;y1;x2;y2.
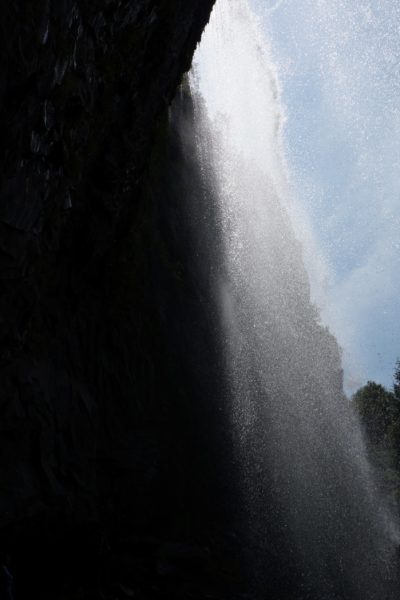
184;0;400;597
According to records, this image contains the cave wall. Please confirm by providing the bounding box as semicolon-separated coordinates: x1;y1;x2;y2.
0;0;216;537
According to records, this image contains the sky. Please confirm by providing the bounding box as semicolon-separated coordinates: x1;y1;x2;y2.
250;0;400;393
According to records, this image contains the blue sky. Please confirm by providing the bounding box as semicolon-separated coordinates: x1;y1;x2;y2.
251;0;400;393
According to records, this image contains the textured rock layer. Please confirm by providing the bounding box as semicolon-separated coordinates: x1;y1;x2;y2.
0;0;215;536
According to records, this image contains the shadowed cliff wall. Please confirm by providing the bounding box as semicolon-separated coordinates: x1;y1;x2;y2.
0;0;216;545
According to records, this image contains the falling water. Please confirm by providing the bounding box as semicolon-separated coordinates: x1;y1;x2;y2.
181;0;400;598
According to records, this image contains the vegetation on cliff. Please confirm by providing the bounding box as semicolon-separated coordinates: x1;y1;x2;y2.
353;360;400;506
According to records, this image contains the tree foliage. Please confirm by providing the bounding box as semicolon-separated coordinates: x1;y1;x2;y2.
353;360;400;503
353;381;398;446
394;359;400;402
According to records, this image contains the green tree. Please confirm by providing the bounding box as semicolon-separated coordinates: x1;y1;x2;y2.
388;360;400;465
393;359;400;401
353;364;400;502
353;381;397;446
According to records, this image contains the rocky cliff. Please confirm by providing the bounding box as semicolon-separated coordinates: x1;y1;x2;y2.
0;2;228;597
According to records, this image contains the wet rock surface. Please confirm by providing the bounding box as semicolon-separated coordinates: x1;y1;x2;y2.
0;0;218;574
77;534;248;600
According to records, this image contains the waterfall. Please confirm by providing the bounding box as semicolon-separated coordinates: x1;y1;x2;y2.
178;0;400;597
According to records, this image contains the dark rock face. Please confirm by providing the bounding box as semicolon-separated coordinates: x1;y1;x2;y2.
0;0;216;556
